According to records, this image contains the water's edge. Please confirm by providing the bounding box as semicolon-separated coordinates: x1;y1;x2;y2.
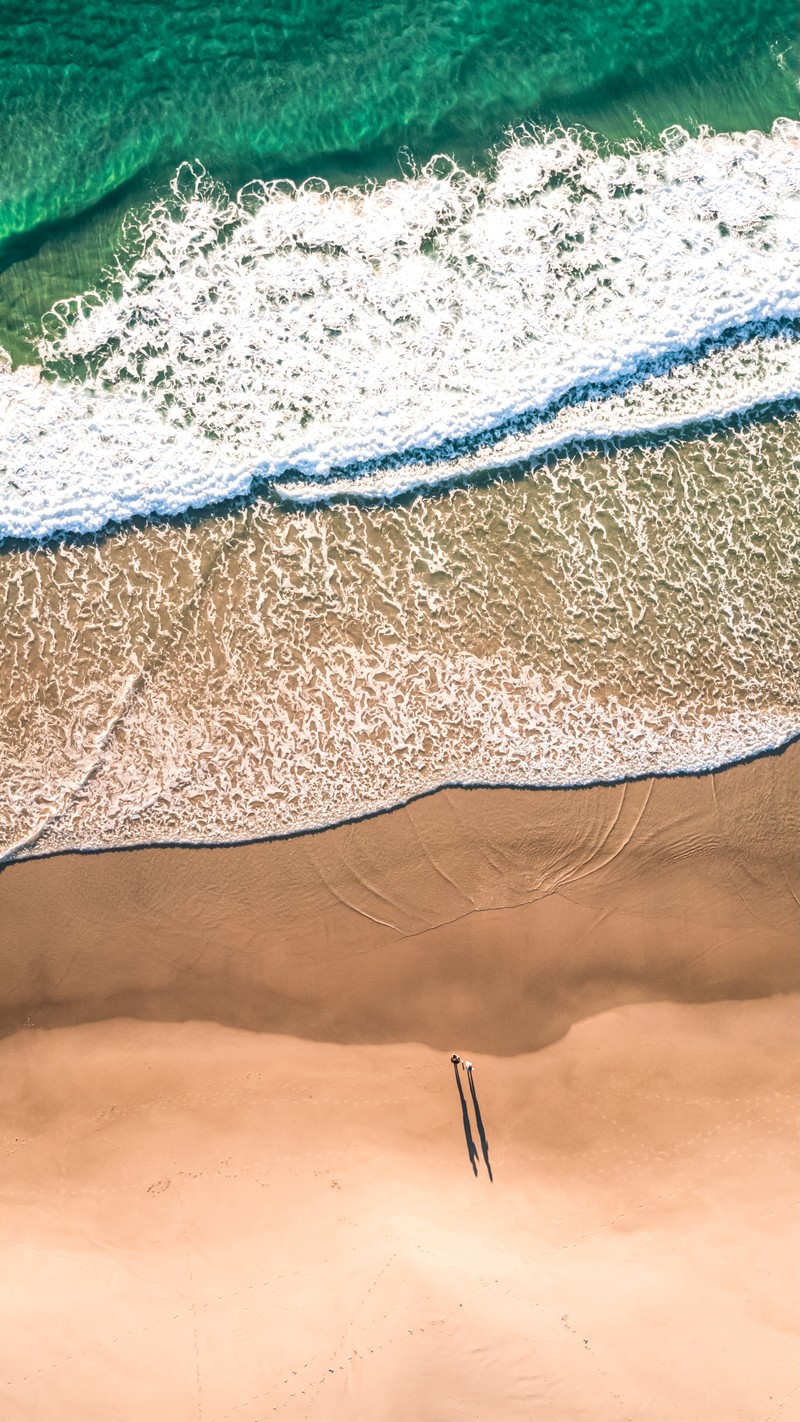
3;730;797;871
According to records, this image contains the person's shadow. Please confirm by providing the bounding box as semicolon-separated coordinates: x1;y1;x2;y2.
467;1068;493;1182
453;1061;479;1175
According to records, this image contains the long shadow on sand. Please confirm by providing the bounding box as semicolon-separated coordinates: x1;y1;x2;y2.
467;1069;493;1181
453;1062;479;1175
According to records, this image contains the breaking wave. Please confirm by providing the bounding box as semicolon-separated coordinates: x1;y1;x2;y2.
2;120;800;541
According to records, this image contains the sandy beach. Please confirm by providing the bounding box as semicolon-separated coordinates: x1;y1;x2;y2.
2;10;798;1417
0;746;798;1421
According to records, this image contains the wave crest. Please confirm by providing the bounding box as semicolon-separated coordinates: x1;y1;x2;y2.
2;121;800;539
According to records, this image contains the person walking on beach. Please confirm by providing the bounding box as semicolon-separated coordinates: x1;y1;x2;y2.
451;1053;479;1175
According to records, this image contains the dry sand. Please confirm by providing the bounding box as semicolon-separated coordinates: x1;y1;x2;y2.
0;747;798;1421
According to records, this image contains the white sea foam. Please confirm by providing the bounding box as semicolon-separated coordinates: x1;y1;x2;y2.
2;123;799;855
1;121;800;539
2;410;798;859
276;335;800;502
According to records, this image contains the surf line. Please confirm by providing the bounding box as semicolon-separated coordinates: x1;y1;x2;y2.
2;325;798;542
4;730;800;869
272;366;800;506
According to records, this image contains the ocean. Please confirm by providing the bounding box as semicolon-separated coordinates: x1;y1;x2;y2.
1;0;798;860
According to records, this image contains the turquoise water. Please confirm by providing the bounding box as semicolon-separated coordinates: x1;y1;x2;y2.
2;0;796;244
2;0;796;243
0;0;796;359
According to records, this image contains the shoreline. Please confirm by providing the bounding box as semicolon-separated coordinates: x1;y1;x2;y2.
0;722;797;1420
4;727;799;869
1;739;797;1049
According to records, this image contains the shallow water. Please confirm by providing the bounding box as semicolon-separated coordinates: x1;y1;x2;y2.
1;6;798;860
2;412;797;858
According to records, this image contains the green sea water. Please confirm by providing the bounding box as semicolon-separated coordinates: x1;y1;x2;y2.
0;0;796;362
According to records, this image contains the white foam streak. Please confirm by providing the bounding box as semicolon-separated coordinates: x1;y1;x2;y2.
2;121;800;539
277;336;800;502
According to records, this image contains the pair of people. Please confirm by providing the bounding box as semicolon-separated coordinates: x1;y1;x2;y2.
451;1053;473;1072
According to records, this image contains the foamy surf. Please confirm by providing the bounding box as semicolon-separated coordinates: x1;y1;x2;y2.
2;401;798;858
2;121;800;540
275;334;800;503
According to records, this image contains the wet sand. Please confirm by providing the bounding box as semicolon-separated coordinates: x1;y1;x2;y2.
0;746;798;1420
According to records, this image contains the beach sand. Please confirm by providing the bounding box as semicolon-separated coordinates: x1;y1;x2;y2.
0;746;798;1421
